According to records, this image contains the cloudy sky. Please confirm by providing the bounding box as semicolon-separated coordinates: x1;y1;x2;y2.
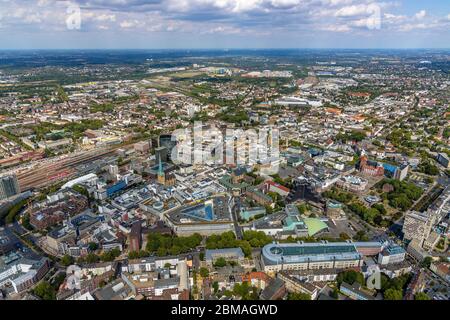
0;0;449;49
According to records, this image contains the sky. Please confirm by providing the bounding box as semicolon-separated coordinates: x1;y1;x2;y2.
0;0;449;49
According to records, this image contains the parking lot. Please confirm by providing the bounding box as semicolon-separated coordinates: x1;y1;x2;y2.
326;219;358;239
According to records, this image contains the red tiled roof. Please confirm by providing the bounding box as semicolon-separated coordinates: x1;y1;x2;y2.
266;180;290;193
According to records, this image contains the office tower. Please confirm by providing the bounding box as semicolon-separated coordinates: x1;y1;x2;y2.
155;146;168;163
402;211;435;244
0;174;20;200
159;134;176;161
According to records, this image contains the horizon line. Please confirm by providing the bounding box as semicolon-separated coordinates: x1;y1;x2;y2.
1;47;450;51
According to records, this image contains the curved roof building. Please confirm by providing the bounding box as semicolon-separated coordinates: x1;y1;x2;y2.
61;173;98;190
303;218;328;236
261;241;381;272
282;216;328;237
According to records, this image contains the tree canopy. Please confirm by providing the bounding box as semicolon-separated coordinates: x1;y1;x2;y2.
287;292;311;300
206;231;270;257
199;267;210;278
146;233;202;256
33;281;56;300
336;270;365;287
414;292;430;300
60;254;74;267
384;288;403;300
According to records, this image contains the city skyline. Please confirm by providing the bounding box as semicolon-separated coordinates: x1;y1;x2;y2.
0;1;448;305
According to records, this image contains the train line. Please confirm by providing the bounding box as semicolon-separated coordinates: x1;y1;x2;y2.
16;147;118;190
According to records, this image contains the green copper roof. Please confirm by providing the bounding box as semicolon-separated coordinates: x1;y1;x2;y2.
303;218;328;236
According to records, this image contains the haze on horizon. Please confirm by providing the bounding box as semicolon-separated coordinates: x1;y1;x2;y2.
0;0;449;49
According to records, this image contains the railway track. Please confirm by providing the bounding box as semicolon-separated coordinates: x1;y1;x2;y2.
17;147;117;190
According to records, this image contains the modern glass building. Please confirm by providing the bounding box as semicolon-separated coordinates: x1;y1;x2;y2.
159;134;177;161
0;174;20;200
106;180;127;197
180;200;215;222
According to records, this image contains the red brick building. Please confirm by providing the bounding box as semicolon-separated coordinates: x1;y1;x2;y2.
359;155;384;176
129;221;142;252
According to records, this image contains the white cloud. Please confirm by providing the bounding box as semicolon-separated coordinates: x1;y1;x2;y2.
120;19;139;28
201;25;242;34
83;12;114;20
350;18;370;28
0;0;448;46
335;4;369;17
321;24;351;32
96;14;116;22
24;14;42;24
37;0;53;7
267;0;301;9
415;10;426;20
398;23;428;32
384;13;406;22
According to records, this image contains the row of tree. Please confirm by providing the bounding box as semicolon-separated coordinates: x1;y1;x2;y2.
145;233;202;257
1;199;27;225
206;231;272;257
